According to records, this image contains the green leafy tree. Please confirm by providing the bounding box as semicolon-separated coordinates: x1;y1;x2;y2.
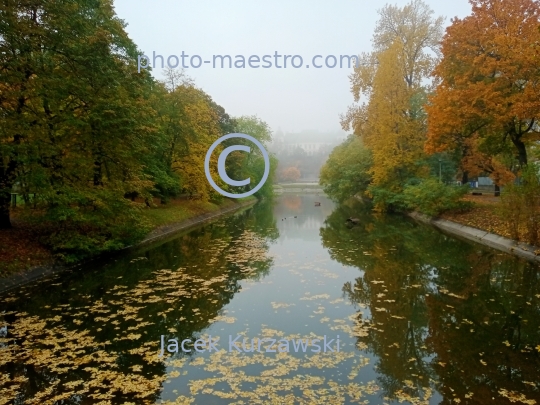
222;115;277;199
1;0;157;257
320;135;373;202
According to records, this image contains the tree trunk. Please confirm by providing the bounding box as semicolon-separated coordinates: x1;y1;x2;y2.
0;191;11;229
494;184;500;197
461;170;468;185
511;136;527;167
124;191;138;201
93;159;103;186
0;161;16;229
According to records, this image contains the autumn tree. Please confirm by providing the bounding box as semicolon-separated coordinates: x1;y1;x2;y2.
228;115;277;198
0;1;47;229
0;0;277;261
0;0;160;261
155;79;224;201
341;0;443;210
221;115;271;186
426;0;540;173
280;166;301;183
320;135;372;202
342;0;443;136
364;42;427;190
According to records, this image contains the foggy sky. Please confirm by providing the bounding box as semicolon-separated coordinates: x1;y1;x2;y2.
113;0;474;135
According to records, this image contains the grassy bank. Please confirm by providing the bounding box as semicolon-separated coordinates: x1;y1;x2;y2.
141;196;256;228
439;194;514;239
0;196;257;279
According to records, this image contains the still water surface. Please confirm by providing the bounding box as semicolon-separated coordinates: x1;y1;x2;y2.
1;194;540;404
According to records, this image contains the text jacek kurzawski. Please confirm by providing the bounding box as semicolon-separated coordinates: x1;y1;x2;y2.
158;334;340;357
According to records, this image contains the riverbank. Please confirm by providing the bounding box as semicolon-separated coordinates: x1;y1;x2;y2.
439;194;511;238
409;210;540;263
0;196;257;292
351;192;540;262
138;197;257;247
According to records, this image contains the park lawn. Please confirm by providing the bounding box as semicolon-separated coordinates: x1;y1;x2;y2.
439;194;512;239
0;224;54;278
140;196;256;228
0;196;256;279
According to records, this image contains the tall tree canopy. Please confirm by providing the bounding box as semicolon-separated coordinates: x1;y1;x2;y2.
0;0;273;260
341;0;443;135
0;0;155;258
426;0;540;174
340;0;443;209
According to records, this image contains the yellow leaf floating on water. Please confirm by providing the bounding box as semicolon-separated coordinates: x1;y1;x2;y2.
212;315;236;324
313;306;325;314
329;298;344;304
499;389;537;405
126;333;141;340
403;380;414;388
300;294;331;301
271;302;295;309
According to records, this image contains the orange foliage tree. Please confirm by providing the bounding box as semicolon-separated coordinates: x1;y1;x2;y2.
280;166;301;182
461;135;516;186
426;0;540;177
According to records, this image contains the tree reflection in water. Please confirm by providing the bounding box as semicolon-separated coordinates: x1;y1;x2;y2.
0;203;277;405
2;196;540;404
323;198;540;404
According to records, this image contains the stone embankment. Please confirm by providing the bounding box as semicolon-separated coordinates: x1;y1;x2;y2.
409;211;540;263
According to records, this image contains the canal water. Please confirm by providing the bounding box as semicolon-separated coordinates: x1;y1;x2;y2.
1;194;539;404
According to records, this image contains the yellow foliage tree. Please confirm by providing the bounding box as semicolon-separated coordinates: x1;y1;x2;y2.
363;41;427;191
341;0;444;210
160;82;223;201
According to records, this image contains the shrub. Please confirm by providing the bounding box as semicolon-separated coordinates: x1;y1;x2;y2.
368;185;407;213
23;190;151;263
499;183;523;241
498;165;540;245
401;179;471;216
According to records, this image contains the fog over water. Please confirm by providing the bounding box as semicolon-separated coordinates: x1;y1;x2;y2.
113;0;473;134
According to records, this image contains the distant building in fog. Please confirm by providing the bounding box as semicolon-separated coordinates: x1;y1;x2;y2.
270;129;347;182
270;130;345;156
